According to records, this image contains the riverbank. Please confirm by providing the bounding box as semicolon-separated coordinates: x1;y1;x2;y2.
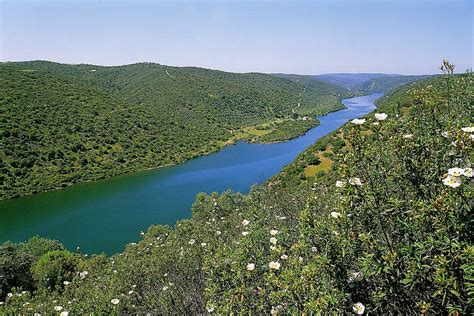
1;102;346;202
0;93;379;254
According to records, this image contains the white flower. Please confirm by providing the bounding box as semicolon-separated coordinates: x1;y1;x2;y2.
270;229;279;235
462;168;472;177
216;230;221;235
270;245;277;251
128;290;134;295
207;305;215;313
448;167;464;177
441;131;449;138
311;246;317;252
335;180;345;188
461;126;474;133
349;177;363;186
403;134;413;139
374;113;388;121
353;302;365;314
269;261;281;270
270;305;283;315
443;175;461;188
54;306;63;311
351;118;366;125
79;271;88;279
60;312;69;316
241;231;249;236
246;263;255;271
162;286;168;291
330;211;342;219
270;237;278;244
7;293;13;298
200;242;207;247
349;271;363;282
298;256;303;262
281;254;288;260
242;219;250;226
188;239;195;245
111;298;120;305
63;281;70;285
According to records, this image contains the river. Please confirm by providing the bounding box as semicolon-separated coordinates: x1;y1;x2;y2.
0;93;382;254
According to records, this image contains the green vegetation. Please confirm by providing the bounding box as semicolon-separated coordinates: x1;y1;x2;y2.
237;118;319;143
1;63;472;314
276;72;431;95
314;73;395;89
353;74;432;93
272;73;352;116
0;61;352;200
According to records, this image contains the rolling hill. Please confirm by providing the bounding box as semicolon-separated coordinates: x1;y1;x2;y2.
276;72;431;95
0;61;352;200
315;73;398;89
353;74;432;92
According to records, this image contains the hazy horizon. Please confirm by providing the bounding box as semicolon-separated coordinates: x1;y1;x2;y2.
1;0;472;75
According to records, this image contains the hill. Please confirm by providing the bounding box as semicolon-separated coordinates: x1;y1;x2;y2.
1;66;472;314
314;73;398;89
0;61;352;200
271;73;354;115
313;73;431;93
353;74;432;93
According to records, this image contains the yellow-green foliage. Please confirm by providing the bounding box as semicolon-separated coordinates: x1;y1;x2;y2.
304;149;334;177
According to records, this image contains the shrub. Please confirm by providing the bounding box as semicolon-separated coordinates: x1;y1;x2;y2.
0;237;65;299
31;250;78;291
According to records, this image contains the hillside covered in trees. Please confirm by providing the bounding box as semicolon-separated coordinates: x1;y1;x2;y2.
313;73;431;92
0;61;352;200
353;74;432;93
314;73;395;89
1;65;472;314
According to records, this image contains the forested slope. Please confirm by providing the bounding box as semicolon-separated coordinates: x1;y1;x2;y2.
353;74;432;93
1;65;472;314
0;61;351;200
314;73;395;89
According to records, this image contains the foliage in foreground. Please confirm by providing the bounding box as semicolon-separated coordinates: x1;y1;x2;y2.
0;65;472;314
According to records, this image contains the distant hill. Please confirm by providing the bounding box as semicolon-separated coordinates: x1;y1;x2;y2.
353;74;432;93
314;73;398;89
271;73;353;115
0;61;351;200
274;72;431;95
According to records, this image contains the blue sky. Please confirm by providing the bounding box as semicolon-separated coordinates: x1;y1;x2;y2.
1;0;472;74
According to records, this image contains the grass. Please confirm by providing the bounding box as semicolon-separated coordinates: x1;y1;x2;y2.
304;148;334;177
225;118;316;144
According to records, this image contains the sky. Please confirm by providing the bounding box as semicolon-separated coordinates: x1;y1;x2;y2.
1;0;472;74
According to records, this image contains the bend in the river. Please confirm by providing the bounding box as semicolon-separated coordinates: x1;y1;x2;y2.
0;93;382;254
